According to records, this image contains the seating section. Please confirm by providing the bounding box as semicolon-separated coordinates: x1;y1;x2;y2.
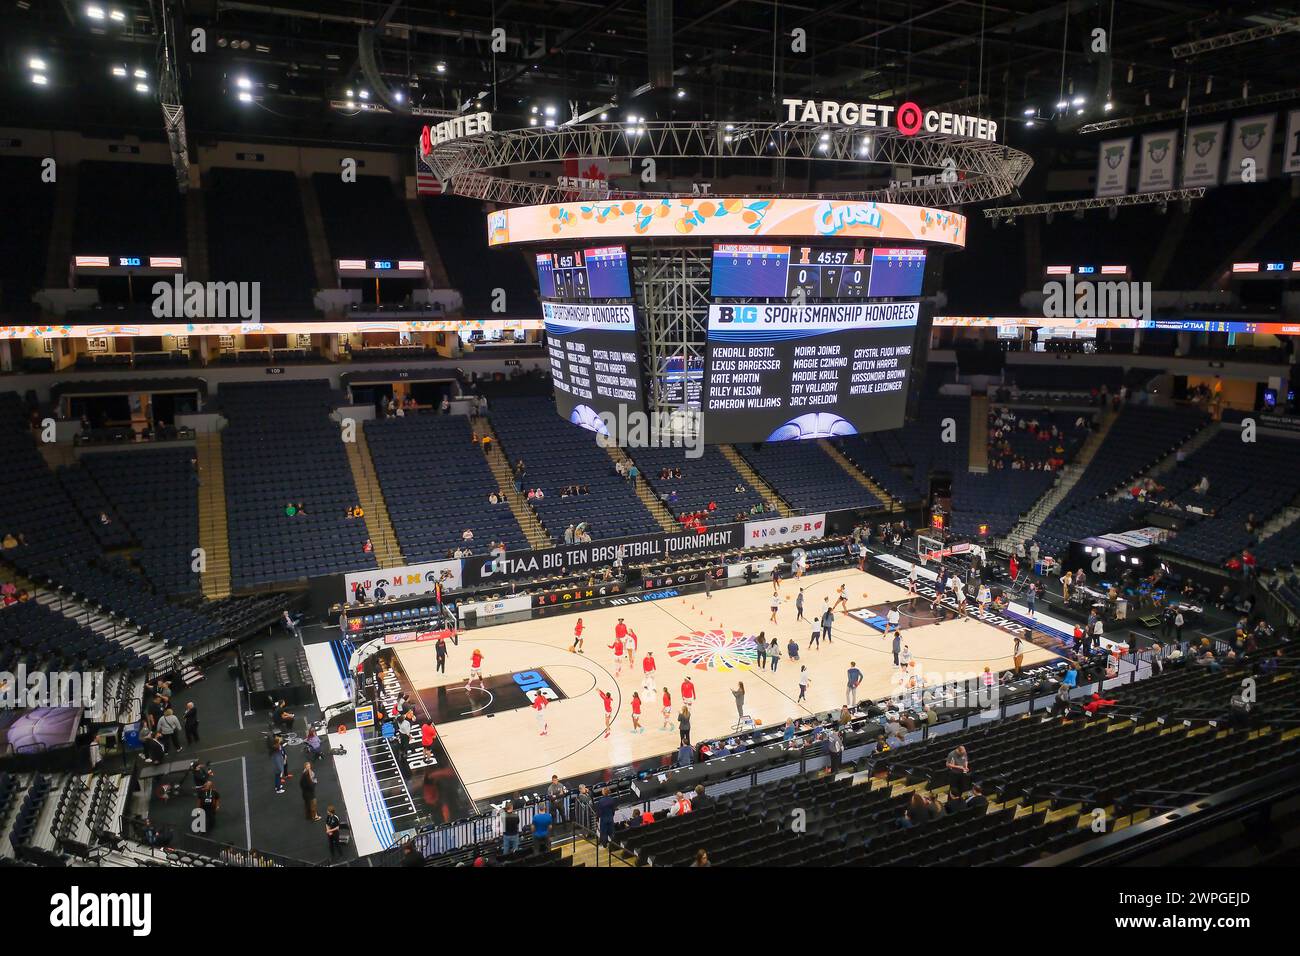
1155;431;1300;565
0;596;150;673
0;156;54;314
426;195;539;316
488;397;662;540
365;415;528;561
221;381;375;589
313;174;419;262
627;445;768;521
950;471;1055;539
616;662;1300;866
205;167;317;311
737;441;886;512
1032;406;1209;558
81;448;201;596
73;161;185;258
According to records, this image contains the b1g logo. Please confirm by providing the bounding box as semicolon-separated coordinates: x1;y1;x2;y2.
716;305;758;324
513;670;560;703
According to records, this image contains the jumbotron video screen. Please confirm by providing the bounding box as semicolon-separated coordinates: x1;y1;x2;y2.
543;301;647;432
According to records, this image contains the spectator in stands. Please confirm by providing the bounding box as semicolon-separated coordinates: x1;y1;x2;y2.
362;538;374;554
284;502;297;517
596;787;617;845
946;744;970;793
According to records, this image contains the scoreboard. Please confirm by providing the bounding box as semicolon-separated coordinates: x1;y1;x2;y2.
711;245;926;299
535;246;633;300
544;301;646;432
701;302;919;442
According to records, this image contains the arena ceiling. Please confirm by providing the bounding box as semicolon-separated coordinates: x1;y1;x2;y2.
4;1;1300;186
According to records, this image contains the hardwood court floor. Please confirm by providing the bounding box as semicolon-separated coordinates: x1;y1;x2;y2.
392;567;1056;802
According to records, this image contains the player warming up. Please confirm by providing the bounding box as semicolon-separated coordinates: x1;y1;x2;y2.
609;635;625;676
464;648;486;692
597;689;614;737
533;692;549;736
570;617;585;654
661;687;673;730
642;651;657;692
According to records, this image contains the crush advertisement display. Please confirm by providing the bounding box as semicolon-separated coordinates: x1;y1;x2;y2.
543;301;646;431
701;302;919;442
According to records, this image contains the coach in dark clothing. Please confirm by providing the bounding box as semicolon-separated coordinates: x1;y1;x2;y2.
183;702;200;744
596;788;617;846
678;708;691;747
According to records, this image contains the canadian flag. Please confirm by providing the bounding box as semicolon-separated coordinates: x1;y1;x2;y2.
561;156;609;197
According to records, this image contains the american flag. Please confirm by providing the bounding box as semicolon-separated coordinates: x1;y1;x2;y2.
415;149;443;196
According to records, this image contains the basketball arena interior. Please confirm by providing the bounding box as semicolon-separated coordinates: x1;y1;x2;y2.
1;0;1299;901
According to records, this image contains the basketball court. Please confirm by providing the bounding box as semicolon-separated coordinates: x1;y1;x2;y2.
386;564;1058;802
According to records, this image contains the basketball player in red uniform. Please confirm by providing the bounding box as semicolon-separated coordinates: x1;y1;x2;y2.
609;636;625;675
661;687;673;730
681;676;696;709
532;692;549;736
597;689;613;737
465;648;485;691
630;692;643;733
570;618;585;654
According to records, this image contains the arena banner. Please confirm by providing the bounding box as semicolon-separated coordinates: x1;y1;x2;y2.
458;593;533;620
487;198;966;249
1225;113;1276;183
742;513;827;547
345;559;462;604
459;523;745;586
1285;110;1300;175
1094;137;1132;197
1182;122;1226;187
1137;130;1178;192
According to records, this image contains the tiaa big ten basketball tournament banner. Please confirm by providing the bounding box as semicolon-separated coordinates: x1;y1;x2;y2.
1094;138;1132;197
1182;122;1227;187
1285;110;1300;175
345;559;462;604
742;513;828;548
1226;114;1276;184
1137;130;1179;193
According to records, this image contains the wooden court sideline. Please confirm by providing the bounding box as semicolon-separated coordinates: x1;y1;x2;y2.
392;566;1058;801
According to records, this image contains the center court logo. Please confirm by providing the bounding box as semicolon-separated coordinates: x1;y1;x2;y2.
667;629;758;671
49;887;152;936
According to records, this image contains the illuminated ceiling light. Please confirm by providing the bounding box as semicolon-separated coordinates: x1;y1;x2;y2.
1023;106;1035;116
724;123;734;131
599;112;608;120
819;132;830;141
135;82;149;93
1075;108;1084;115
236;76;251;90
29;57;46;71
109;8;125;20
393;91;403;103
359;90;369;99
543;105;556;116
676;89;686;98
1025;120;1035;127
111;65;126;77
723;134;733;143
1104;100;1114;112
31;73;48;86
1205;76;1212;95
543;118;555;127
435;62;447;73
346;88;354;97
1055;99;1068;110
529;116;538;125
133;68;146;78
1071;96;1085;106
345;100;355;109
86;5;105;19
238;91;252;103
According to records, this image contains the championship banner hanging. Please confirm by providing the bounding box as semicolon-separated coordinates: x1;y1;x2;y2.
1226;113;1276;184
1095;138;1132;197
1137;130;1178;193
1182;122;1226;187
1284;110;1300;175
